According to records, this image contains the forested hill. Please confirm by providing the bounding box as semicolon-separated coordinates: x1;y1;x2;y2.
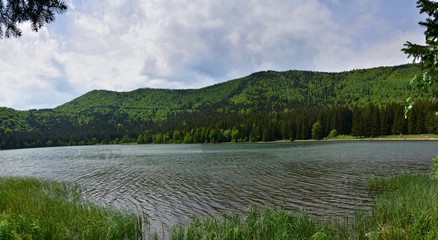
56;64;425;121
1;63;438;149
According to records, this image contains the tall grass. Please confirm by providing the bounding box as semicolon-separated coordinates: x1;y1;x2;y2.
0;177;142;240
169;206;371;240
367;173;438;239
171;207;322;240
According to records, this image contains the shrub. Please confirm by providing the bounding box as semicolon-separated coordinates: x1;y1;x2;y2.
327;129;338;139
312;121;323;140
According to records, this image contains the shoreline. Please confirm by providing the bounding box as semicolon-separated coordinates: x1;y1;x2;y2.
258;135;438;143
2;134;438;151
327;134;438;141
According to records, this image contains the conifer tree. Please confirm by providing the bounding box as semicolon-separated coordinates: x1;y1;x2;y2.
0;0;67;38
402;0;438;89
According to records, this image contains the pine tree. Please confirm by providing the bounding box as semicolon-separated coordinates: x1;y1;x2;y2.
402;0;438;88
0;0;67;38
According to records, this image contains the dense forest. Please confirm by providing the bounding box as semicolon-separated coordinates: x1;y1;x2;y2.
1;64;437;149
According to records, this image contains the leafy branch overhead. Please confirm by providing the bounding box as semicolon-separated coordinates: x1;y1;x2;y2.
0;0;67;38
402;0;438;89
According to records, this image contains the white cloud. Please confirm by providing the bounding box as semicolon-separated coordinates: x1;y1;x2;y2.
0;24;77;109
0;0;424;109
313;30;425;72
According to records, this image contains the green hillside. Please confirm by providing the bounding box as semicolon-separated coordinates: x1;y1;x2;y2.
56;64;425;122
1;64;437;149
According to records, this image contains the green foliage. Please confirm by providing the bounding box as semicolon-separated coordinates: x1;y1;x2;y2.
402;0;438;89
367;173;438;240
327;129;338;139
0;177;142;239
2;100;438;149
0;0;68;39
171;207;325;240
402;1;438;118
55;64;424;123
0;214;41;240
311;121;323;140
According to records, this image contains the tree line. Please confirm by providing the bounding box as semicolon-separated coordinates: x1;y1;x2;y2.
1;101;437;149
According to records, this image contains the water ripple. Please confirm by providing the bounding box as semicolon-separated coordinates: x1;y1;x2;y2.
0;141;436;238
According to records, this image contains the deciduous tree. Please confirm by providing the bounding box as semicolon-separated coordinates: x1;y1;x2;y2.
311;121;323;140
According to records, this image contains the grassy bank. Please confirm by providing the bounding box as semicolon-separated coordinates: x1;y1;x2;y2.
0;177;142;240
367;173;438;239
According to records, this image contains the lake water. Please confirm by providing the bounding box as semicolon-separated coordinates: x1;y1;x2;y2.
1;141;437;237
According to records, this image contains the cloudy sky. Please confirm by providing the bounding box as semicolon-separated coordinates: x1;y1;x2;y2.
0;0;426;110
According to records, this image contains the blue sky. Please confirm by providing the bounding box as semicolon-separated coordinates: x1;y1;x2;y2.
0;0;425;110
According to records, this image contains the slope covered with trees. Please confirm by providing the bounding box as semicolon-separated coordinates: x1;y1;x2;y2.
56;64;426;119
1;64;437;149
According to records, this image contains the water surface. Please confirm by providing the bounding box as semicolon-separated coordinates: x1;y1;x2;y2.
1;141;437;235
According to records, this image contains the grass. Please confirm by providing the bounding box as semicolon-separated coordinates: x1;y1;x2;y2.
0;177;142;240
169;206;373;240
367;173;438;239
169;208;383;240
170;207;334;240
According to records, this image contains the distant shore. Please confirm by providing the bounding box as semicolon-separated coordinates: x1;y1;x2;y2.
266;134;438;143
329;134;438;141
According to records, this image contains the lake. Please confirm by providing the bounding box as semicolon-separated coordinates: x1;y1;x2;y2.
1;141;437;236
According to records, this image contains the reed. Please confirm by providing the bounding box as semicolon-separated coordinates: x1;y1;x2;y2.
367;173;438;239
169;206;366;240
0;177;142;240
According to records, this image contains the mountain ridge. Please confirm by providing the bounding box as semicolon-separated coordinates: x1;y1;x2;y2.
54;64;424;121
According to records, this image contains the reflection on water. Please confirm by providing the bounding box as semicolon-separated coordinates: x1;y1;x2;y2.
0;141;437;236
